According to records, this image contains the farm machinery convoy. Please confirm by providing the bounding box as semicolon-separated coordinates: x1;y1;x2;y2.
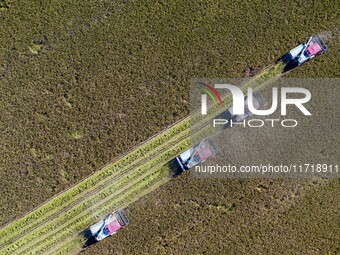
80;34;327;247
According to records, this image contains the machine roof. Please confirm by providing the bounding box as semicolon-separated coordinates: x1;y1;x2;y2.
106;220;121;234
197;148;212;161
306;41;322;56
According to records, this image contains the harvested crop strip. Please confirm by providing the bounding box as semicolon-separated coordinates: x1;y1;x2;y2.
0;62;285;255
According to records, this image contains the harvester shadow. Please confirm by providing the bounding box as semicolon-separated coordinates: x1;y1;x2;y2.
282;61;298;73
80;229;98;249
169;159;183;177
277;55;298;73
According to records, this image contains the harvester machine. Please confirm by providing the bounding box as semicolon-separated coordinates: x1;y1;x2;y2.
282;35;327;71
176;138;218;173
83;209;130;248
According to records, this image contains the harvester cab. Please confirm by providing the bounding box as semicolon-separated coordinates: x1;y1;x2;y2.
282;35;327;69
176;138;218;173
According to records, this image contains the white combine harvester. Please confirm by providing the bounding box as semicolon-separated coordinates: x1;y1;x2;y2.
176;138;218;173
282;35;327;68
83;209;130;248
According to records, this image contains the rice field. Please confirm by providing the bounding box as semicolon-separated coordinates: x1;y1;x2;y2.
0;62;288;254
0;0;339;254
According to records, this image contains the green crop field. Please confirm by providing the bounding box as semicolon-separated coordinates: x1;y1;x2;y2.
0;0;339;254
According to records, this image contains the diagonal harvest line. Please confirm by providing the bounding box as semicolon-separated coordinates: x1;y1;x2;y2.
1;62;290;254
